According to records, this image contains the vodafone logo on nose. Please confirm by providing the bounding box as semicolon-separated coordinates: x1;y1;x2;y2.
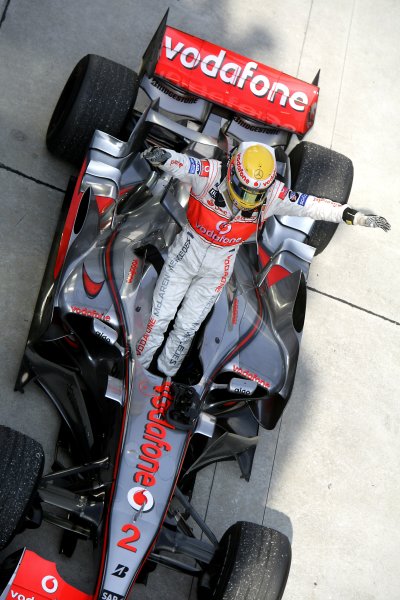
216;221;232;234
127;487;154;512
41;575;58;594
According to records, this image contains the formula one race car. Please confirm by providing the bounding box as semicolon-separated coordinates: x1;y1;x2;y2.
0;11;353;600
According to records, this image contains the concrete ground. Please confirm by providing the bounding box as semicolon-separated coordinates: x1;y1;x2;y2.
0;1;399;599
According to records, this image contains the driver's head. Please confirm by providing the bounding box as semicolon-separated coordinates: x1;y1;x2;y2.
227;142;277;211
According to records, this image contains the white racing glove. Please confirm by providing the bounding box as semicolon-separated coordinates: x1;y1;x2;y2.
142;147;172;166
343;208;391;232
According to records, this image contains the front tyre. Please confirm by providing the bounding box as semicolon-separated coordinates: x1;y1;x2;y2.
199;521;291;600
0;426;44;551
46;54;139;165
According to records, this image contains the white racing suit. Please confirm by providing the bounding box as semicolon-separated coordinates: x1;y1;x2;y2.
137;150;347;376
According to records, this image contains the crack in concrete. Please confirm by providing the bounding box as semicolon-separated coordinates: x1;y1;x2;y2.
263;418;283;518
330;0;356;149
308;285;399;326
0;162;65;193
0;0;11;29
296;0;314;78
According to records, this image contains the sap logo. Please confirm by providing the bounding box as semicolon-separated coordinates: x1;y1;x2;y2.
10;591;35;600
101;591;123;600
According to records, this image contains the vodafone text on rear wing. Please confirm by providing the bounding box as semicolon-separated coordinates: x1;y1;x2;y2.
148;25;319;136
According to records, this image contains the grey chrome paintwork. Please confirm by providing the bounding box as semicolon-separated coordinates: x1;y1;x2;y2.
25;80;318;598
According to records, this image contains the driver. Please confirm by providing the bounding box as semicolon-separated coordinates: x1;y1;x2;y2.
136;142;390;377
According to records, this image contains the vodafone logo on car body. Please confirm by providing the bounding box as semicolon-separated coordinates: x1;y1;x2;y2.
41;576;58;594
127;487;154;512
154;27;319;135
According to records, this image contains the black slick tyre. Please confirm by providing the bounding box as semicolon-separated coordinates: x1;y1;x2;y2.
289;141;354;254
0;426;44;551
199;521;291;600
46;54;139;165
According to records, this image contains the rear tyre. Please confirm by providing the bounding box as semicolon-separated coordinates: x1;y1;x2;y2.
199;521;291;600
46;54;139;165
289;141;353;254
0;426;44;551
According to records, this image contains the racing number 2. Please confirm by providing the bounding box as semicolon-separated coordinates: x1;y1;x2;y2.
117;524;141;553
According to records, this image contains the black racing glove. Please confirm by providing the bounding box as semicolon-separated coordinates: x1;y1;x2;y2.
342;207;391;232
142;147;172;166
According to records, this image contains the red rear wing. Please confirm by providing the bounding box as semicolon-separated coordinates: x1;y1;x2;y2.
153;26;319;135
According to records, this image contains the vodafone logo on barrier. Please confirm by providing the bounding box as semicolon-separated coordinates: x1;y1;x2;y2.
154;27;319;135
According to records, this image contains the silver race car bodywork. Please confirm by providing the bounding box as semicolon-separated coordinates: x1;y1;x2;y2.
1;13;354;600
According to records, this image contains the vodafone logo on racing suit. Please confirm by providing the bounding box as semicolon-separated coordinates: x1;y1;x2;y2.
216;220;232;234
195;222;242;245
154;27;319;134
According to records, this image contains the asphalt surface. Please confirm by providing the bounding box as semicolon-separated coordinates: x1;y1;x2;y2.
0;1;399;599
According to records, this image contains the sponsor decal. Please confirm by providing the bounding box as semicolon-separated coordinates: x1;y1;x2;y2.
200;160;210;177
136;317;157;356
195;222;242;245
169;238;191;268
288;191;299;202
82;264;105;299
278;186;288;200
236;153;250;184
232;364;271;389
170;341;187;366
112;564;129;578
234;385;251;395
101;591;124;600
95;330;112;344
170;159;183;168
127;487;154;512
215;256;232;293
118;382;175;554
126;258;139;284
209;187;218;200
298;193;308;206
93;320;118;345
254;167;264;179
216;220;232;234
154;272;171;317
117;523;141;554
133;381;175;487
41;576;58;594
231;297;239;325
162;32;309;113
189;157;198;174
10;593;35;600
71;305;111;322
